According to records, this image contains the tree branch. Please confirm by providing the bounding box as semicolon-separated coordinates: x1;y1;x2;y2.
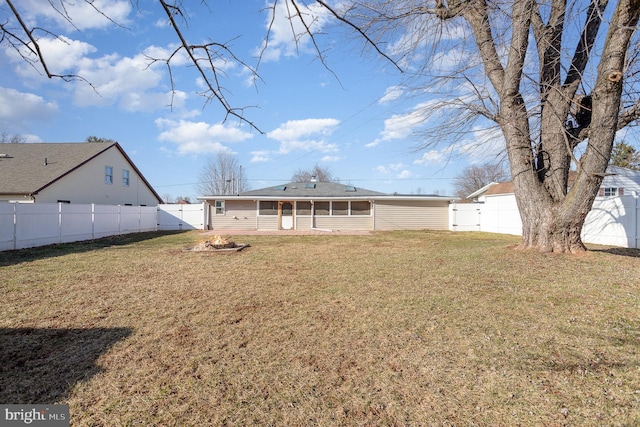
157;0;263;133
461;0;505;93
564;0;608;88
315;0;403;72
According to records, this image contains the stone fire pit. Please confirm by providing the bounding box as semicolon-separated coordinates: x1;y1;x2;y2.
185;235;249;252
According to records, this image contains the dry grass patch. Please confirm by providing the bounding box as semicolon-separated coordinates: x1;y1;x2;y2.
1;230;639;425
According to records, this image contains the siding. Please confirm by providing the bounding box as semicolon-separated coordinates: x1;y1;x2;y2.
210;200;257;230
296;216;312;230
35;147;159;206
257;215;278;230
374;200;449;230
313;216;373;230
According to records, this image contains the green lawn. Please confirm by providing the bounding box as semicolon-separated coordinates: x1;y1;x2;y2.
1;230;639;425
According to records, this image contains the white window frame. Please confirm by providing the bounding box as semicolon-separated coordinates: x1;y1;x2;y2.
105;166;113;184
215;200;225;215
603;187;618;197
122;169;130;187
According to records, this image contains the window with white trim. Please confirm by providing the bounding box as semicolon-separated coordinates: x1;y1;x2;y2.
122;169;130;186
259;201;278;215
332;201;348;215
105;166;113;184
601;187;623;197
296;201;312;215
351;201;371;215
314;201;330;216
215;200;225;215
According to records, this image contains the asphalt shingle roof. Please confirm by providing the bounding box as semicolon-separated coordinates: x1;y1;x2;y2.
237;181;385;198
0;143;161;203
0;143;116;194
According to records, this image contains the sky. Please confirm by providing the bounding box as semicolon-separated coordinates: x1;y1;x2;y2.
0;0;506;201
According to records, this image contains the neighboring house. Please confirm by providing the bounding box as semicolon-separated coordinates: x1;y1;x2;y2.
458;166;640;247
0;142;163;206
199;180;455;232
468;166;640;202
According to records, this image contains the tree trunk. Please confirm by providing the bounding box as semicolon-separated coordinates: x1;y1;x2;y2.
516;193;590;253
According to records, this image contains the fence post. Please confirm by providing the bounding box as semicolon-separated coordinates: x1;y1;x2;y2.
635;192;639;249
12;203;17;250
58;202;63;244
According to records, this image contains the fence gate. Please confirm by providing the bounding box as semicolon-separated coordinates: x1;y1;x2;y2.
157;204;205;230
449;203;481;232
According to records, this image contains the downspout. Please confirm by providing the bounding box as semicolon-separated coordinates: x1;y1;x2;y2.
255;200;259;230
371;199;375;230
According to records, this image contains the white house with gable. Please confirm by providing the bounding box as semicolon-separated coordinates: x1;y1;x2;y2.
451;166;640;248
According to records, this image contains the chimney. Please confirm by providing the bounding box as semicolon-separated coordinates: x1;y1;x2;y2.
44;158;48;166
310;175;317;182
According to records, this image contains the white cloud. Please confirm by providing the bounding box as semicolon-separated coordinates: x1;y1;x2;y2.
250;150;271;163
367;101;434;147
4;35;195;113
456;126;505;162
379;86;404;104
155;119;254;155
7;36;97;78
73;49;168;109
375;165;389;174
375;163;412;178
413;147;454;165
19;0;132;31
256;0;332;62
267;118;340;154
0;87;58;130
397;170;413;179
321;155;342;162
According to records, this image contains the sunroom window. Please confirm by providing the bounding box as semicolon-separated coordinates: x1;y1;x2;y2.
259;201;278;215
215;200;225;215
351;201;371;215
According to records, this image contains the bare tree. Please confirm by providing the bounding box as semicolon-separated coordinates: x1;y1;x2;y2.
0;132;25;143
291;164;337;182
197;153;248;196
318;0;640;252
1;0;262;131
453;162;510;201
6;1;640;252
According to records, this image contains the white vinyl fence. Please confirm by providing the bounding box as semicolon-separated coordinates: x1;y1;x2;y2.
157;204;206;231
0;203;158;251
450;194;640;248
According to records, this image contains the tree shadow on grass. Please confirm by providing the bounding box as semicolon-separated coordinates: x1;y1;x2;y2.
0;327;133;404
591;247;640;258
0;230;190;267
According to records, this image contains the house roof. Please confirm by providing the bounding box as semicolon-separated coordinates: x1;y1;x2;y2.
238;181;385;198
199;181;456;201
468;167;640;198
0;142;162;202
484;181;515;196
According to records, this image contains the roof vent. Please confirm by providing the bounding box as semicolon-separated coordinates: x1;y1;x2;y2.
0;153;11;158
310;175;317;182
